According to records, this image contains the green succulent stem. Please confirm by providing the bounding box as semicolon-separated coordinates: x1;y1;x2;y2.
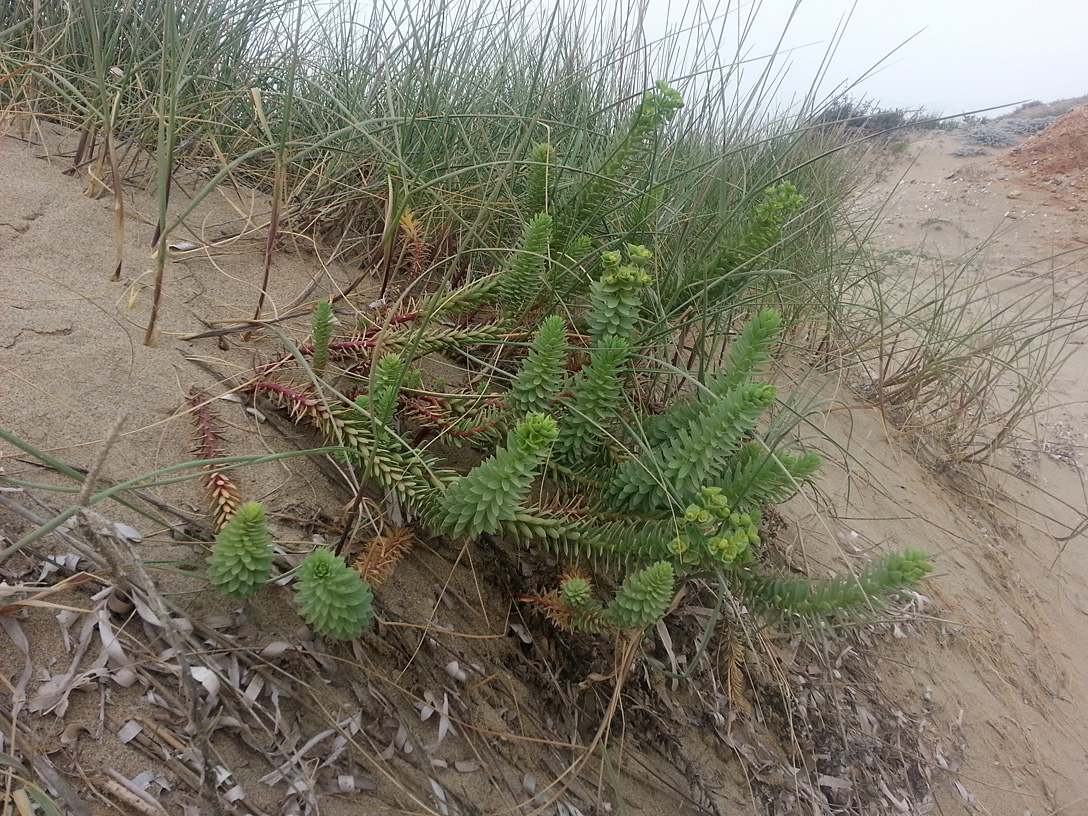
368;352;406;430
555;81;683;251
610;381;777;512
647;308;782;447
439;413;559;537
409;275;501;321
604;561;675;630
295;548;374;640
699;182;806;302
554;334;629;468
207;501;274;599
500;212;553;318
310;299;334;376
718;443;823;510
732;550;934;627
586;247;652;344
523;142;556;217
510;315;567;417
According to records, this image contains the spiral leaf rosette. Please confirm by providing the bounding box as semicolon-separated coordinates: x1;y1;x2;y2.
295;548;375;640
605;561;675;630
439;412;559;537
207;501;274;599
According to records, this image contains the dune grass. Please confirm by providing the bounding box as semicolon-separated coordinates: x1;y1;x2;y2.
0;0;869;351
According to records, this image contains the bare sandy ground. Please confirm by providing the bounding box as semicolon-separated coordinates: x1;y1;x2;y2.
1;112;1087;815
855;116;1088;814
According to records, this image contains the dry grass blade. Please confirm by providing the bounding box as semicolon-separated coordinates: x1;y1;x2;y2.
0;572;97;616
849;245;1088;465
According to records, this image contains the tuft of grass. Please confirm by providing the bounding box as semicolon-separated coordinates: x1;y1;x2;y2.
2;0;871;353
840;243;1088;465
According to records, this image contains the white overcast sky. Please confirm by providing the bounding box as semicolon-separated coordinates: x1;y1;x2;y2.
640;0;1088;115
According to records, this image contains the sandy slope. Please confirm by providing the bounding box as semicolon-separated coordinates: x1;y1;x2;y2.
1;113;1087;815
855;117;1088;813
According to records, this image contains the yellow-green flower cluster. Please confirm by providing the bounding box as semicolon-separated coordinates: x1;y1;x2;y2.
665;486;761;568
706;531;749;562
587;245;653;343
625;243;653;267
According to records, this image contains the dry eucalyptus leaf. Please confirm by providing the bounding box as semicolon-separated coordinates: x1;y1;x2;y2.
189;666;221;702
878;779;910;812
509;623;532;644
377;739;396;761
323;775;376;794
117;720;143;744
418;690;436;721
259;640;293;660
60;723;90;745
436;693;453;744
454;761;479;773
444;661;467;682
336;775;356;793
0;616;33;701
953;781;977;805
55;609;80;651
104;771;167;815
244;674;265;703
112;522;143;543
130;771;169;791
429;779;449;816
199;613;240;631
817;775;852;791
106;590;134;616
29;662;109;716
394;723;413;754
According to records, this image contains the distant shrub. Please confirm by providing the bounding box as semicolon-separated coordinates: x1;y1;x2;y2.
811;96;945;137
810;97;878;130
866;109;906;132
1002;117;1055;135
951;146;988;157
965;126;1017;147
1013;100;1044;114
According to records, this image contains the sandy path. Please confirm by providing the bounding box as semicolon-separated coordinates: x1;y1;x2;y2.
856;119;1088;813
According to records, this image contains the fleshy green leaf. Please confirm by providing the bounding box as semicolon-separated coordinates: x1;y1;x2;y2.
439;413;558;537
